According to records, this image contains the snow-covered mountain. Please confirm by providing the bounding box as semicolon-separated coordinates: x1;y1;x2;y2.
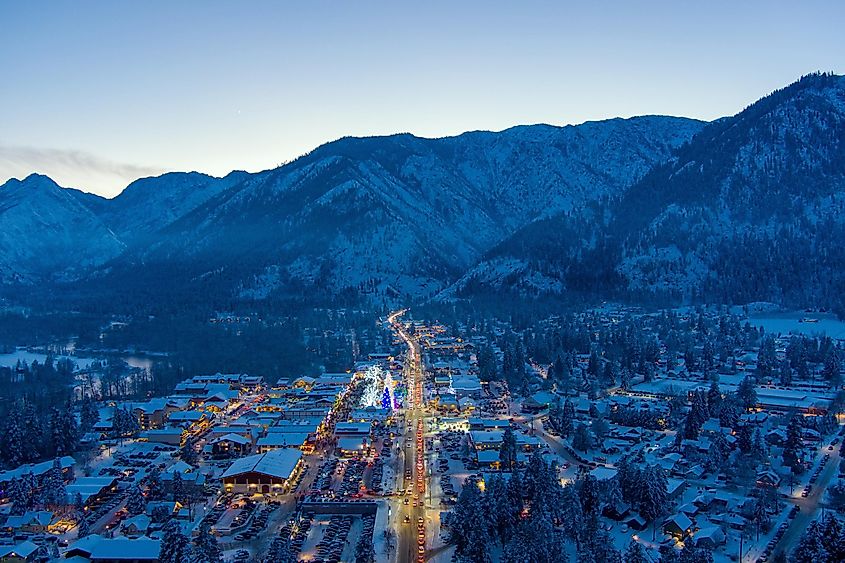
95;116;703;302
452;73;845;311
0;174;124;283
0;116;703;304
16;70;845;313
97;170;252;244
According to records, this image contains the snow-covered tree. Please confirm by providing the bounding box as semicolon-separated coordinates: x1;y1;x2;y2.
192;521;221;563
159;519;192;563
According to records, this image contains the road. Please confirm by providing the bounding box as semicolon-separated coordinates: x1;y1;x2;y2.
768;443;842;561
388;310;429;563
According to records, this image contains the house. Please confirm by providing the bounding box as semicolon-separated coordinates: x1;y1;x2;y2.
694;526;726;550
337;436;370;457
602;501;631;521
0;541;43;562
667;478;687;501
64;535;161;563
663;513;694;539
756;469;782;488
257;433;309;453
0;456;75;499
121;514;151;537
221;449;303;495
142;427;184;446
468;418;510;431
476;450;502;469
66;476;120;508
210;433;252;458
2;511;53;534
451;375;483;398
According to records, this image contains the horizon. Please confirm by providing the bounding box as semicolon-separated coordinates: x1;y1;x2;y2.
3;111;712;198
2;1;843;196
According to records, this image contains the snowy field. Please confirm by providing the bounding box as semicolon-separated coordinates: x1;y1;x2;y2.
747;311;845;339
0;348;153;371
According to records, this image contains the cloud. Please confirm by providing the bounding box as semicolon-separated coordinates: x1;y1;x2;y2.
0;145;165;197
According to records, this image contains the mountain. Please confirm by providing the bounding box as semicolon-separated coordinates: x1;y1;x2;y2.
0;174;124;284
93;116;702;304
453;73;845;310
99;170;252;244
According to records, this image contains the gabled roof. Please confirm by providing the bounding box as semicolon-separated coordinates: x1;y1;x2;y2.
221;449;302;480
212;433;252;445
0;540;40;558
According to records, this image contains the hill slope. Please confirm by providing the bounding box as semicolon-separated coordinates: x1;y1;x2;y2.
451;73;845;310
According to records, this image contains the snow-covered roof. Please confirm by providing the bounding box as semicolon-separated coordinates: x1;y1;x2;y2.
0;456;74;483
221;449;302;480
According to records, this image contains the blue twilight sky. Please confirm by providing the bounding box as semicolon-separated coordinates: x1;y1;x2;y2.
1;1;843;197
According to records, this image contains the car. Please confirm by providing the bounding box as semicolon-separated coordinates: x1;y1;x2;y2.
403;515;411;524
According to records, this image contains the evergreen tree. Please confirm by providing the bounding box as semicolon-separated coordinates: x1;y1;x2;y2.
126;485;146;515
172;471;186;504
41;458;67;507
192;521;222;563
737;376;758;410
783;416;805;474
80;398;100;433
640;465;669;540
159;519;192;563
7;478;27;515
180;436;199;467
736;424;753;454
624;540;648;563
498;427;518;471
706;381;722;417
21;399;43;463
76;512;90;538
572;423;592;452
0;412;25;468
791;520;828;562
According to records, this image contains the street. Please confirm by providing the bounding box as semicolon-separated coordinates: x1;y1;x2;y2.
388;310;431;563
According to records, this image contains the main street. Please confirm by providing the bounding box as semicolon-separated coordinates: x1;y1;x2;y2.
388;310;429;563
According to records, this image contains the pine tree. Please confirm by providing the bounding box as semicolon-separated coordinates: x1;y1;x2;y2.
736;425;753;454
172;471;186;504
21;399;43;463
80;398;100;433
126;485;146;515
41;458;67;508
624;540;648;563
160;519;192;563
791;520;828;562
783;416;804;474
147;466;163;500
640;465;668;540
737;376;758;410
180;436;199;467
498;427;517;471
707;381;722;417
76;512;91;538
0;413;25;468
560;398;575;437
8;478;27;516
572;423;592;452
192;521;221;563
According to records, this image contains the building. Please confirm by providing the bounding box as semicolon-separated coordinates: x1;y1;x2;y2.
210;433;253;458
64;535;161;563
257;432;310;453
221;449;303;495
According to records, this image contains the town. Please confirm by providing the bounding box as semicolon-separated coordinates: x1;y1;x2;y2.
0;305;843;563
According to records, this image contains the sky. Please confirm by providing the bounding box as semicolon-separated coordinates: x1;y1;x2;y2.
1;1;843;197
